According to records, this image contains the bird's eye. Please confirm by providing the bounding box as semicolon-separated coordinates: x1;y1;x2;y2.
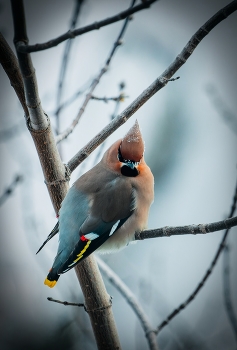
117;147;125;163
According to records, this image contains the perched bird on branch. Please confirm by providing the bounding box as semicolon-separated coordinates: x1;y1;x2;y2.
38;120;154;288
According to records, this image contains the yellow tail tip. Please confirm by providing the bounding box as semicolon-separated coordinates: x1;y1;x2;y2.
44;278;57;288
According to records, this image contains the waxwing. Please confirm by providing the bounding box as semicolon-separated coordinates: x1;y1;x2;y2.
38;120;154;288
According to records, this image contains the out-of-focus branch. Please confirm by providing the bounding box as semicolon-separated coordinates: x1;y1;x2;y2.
55;1;135;144
97;257;159;350
223;244;237;343
154;178;237;335
16;0;158;53
67;0;237;173
52;82;90;116
56;0;83;123
91;83;126;168
0;32;28;116
0;120;25;142
135;216;237;240
55;0;84;157
0;175;23;206
206;84;237;135
55;67;107;144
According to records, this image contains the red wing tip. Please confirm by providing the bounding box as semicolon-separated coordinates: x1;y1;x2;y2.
80;235;89;241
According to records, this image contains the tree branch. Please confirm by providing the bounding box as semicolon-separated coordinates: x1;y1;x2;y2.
10;2;121;348
97;257;159;350
67;0;237;173
11;0;69;214
11;1;48;130
91;93;128;103
0;32;28;116
74;257;121;349
47;297;85;308
135;216;237;240
16;0;158;53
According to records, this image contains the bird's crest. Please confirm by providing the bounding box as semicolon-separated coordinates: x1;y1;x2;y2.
120;120;144;162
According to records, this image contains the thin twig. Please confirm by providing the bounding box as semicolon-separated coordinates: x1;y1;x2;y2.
91;93;128;103
96;257;159;350
76;84;125;177
53;83;89;116
164;76;180;82
105;0;136;67
155;178;237;335
16;0;158;53
55;0;135;144
55;67;107;144
0;175;23;206
47;297;85;308
92;83;126;167
223;244;237;343
67;0;237;173
135;216;237;240
55;0;83;137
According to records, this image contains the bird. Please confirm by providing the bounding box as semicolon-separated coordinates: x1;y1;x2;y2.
38;120;154;288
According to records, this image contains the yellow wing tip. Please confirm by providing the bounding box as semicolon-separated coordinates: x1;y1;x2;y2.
44;278;57;288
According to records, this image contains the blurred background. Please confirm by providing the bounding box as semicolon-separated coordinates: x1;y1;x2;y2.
0;0;237;349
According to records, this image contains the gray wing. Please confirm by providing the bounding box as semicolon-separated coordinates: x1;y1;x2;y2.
55;173;135;268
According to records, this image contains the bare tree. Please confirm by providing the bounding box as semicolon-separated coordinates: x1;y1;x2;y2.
1;0;237;349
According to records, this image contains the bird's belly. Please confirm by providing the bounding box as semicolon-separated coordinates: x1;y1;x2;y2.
97;214;146;253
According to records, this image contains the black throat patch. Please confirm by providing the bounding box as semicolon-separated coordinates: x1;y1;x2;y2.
121;165;139;177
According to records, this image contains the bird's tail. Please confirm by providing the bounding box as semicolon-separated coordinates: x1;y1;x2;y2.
44;268;60;288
